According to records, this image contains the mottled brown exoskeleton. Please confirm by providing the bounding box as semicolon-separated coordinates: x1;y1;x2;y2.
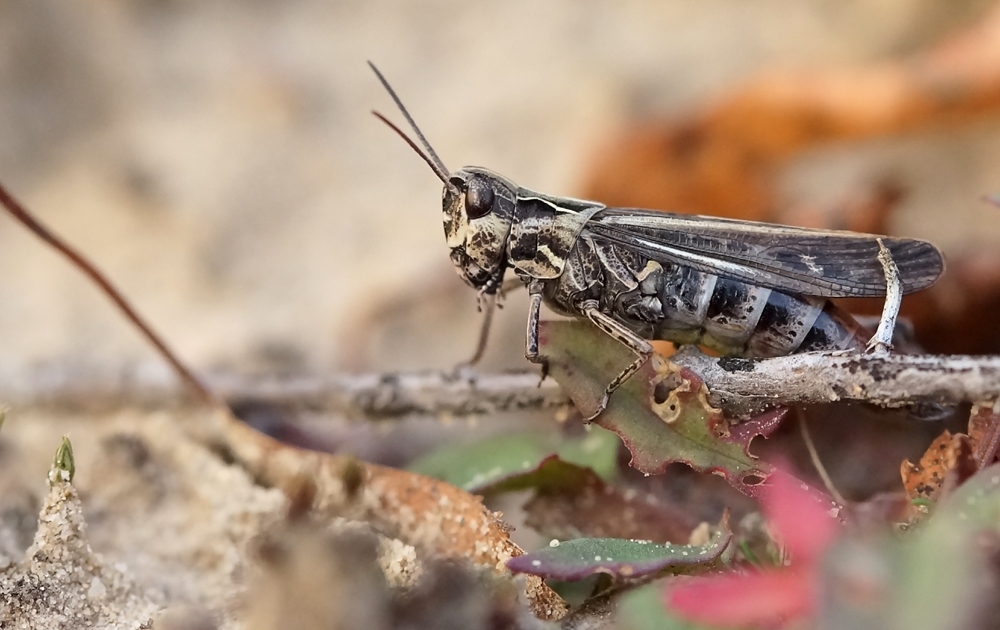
370;64;944;419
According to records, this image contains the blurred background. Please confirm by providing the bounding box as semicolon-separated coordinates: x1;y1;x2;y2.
4;5;1000;624
1;0;1000;384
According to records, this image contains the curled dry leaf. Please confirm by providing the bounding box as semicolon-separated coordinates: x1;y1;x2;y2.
901;430;977;506
539;320;784;498
969;401;1000;467
211;410;569;621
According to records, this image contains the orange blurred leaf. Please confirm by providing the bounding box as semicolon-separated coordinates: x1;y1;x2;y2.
583;4;1000;220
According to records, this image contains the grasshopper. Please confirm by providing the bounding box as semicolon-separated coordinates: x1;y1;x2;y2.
369;64;944;418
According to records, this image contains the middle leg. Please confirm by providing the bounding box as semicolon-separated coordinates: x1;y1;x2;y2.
581;301;654;420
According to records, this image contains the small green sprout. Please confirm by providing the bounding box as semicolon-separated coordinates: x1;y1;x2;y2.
50;436;75;485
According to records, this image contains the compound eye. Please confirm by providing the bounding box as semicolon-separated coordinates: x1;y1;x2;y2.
464;179;495;219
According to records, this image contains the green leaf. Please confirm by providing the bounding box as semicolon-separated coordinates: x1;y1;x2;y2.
409;426;619;494
507;527;730;581
538;321;781;497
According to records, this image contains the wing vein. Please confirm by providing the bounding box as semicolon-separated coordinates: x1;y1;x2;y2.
586;209;944;298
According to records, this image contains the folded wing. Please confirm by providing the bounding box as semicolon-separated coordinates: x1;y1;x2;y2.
586;208;944;298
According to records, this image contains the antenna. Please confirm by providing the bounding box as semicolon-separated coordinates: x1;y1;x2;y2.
372;112;454;190
368;62;458;195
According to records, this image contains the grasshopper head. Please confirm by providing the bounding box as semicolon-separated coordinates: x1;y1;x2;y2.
368;65;515;290
443;167;516;290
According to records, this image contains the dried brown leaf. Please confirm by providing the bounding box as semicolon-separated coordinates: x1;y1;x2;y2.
583;4;1000;220
901;430;976;506
970;401;1000;467
213;411;568;621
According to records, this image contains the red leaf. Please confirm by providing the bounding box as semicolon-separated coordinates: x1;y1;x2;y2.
668;569;815;627
760;469;840;562
665;468;841;627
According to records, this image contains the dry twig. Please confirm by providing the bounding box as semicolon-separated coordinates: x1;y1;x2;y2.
0;183;220;408
5;348;999;420
674;347;1000;416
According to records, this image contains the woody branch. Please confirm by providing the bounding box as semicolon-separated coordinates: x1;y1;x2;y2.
6;350;999;418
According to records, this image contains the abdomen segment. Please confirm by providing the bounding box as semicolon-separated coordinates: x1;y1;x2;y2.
648;264;866;356
545;243;869;358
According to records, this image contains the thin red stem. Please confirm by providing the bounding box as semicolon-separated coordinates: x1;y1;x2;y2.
0;181;222;409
